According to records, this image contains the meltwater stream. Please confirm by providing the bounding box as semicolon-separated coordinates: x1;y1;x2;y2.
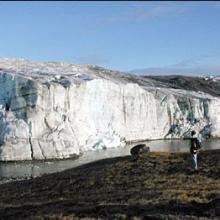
0;139;219;184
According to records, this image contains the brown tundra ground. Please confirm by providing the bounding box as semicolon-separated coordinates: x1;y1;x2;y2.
0;149;219;220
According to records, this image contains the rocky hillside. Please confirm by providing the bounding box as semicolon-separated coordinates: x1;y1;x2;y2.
143;75;220;97
0;59;220;161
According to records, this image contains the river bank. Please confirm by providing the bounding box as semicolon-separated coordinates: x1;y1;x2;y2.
0;149;219;219
1;138;220;184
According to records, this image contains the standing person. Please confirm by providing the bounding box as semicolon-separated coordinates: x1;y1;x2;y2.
190;130;201;170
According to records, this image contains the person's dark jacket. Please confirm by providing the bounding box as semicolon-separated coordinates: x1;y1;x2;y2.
190;137;201;154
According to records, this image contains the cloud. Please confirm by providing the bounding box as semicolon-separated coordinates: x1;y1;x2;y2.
210;2;220;8
127;6;186;21
106;5;188;24
79;4;189;34
129;55;220;76
130;66;220;76
74;55;110;65
171;54;220;68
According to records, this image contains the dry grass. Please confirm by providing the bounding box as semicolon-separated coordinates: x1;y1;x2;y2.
0;150;219;219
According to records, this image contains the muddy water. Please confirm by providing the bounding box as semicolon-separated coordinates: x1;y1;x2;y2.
0;139;219;183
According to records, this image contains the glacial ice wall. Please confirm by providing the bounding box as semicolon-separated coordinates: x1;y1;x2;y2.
0;59;219;161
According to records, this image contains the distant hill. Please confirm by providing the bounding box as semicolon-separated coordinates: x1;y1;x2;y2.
140;75;220;97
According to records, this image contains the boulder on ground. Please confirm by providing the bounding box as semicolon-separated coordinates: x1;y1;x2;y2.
130;144;150;159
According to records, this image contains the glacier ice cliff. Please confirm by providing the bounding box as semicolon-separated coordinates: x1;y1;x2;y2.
0;58;220;161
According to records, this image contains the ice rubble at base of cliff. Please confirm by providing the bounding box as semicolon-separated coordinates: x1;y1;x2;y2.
0;58;219;161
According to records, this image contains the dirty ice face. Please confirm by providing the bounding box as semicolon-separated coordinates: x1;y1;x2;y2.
0;58;219;161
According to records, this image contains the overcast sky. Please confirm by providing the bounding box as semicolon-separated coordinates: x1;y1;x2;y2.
0;2;220;75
